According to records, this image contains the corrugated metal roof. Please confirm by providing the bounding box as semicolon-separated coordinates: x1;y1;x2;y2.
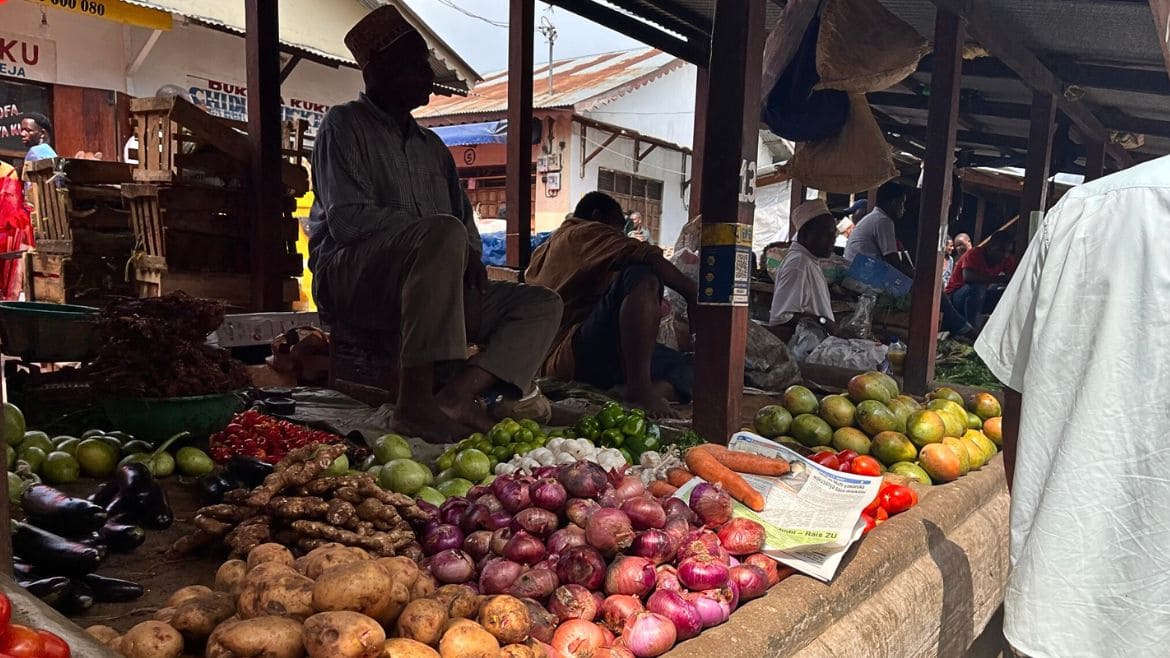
415;47;684;118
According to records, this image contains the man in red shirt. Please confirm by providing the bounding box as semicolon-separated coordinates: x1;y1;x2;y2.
945;231;1016;328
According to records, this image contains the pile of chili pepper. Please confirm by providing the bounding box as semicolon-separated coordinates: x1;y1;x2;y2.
208;409;341;462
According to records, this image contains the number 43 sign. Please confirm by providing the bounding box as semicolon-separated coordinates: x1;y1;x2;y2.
738;159;757;204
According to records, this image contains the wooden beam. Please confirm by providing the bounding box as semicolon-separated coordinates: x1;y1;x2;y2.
869;91;1030;120
542;0;707;64
878;122;1030;151
583;133;619;167
0;363;9;574
926;55;1170;96
1084;138;1107;182
245;0;285;310
279;55;302;83
1147;0;1170;83
692;0;765;443
1019;91;1057;248
974;196;987;241
506;0;535;270
688;67;709;214
789;177;806;238
126;29;163;77
905;9;964;396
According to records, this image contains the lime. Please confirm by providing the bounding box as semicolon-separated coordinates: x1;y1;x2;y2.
533;434;547;447
176;447;215;477
42;451;80;484
489;426;513;445
454;449;491;482
519;419;541;434
373;434;413;464
81;429;106;440
416;486;446;507
472;440;492;454
54;438;81;458
323;454;349;477
436;451;456;473
436;477;474;498
490;445;512;462
2;404;26;447
5;445;14;470
502;419;522;436
513;429;535;444
18;446;46;474
76;439;119;478
21;432;52;455
379;459;433;495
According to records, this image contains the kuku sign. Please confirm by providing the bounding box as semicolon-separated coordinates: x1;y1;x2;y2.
186;75;328;144
0;33;56;84
23;0;173;31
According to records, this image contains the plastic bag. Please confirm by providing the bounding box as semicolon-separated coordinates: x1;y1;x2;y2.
805;336;890;371
840;292;877;340
788;318;828;362
744;323;802;392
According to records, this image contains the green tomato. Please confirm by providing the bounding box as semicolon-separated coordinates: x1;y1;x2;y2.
533;434;548;447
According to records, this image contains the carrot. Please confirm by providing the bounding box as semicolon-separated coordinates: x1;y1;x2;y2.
685;448;766;511
648;481;678;497
692;444;790;477
666;467;694;488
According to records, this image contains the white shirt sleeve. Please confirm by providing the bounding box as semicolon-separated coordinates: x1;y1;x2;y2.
875;217;897;256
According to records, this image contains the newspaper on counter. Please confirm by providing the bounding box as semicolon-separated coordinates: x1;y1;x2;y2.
673;431;883;582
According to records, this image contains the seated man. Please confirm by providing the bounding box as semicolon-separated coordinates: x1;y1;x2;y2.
844;181;912;276
945;231;1017;328
526;192;695;418
308;6;562;442
769;199;839;339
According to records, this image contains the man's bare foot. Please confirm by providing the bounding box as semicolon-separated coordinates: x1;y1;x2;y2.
623;386;680;420
437;393;497;433
391;406;473;444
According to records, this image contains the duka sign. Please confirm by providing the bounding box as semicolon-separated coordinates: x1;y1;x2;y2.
0;33;57;84
186;75;329;144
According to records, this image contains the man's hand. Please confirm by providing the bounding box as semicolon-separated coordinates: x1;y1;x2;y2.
464;251;488;341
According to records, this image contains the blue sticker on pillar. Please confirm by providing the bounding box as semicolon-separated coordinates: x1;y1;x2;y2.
698;223;753;306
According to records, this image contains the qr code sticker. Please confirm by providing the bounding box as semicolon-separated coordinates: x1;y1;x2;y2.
734;251;750;282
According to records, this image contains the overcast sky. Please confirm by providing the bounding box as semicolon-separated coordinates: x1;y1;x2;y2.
402;1;642;75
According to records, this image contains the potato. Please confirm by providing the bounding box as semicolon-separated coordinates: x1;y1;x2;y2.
247;561;298;582
395;599;449;646
153;607;177;624
247;542;295;571
84;625;120;645
312;560;394;615
120;621;183;658
207;616;304;658
477;596;531;645
442;619;480;635
377;556;420;586
216;560;248;594
525;640;548;658
171;592;237;641
500;645;536;658
410;572;437;599
380;638;440;658
432;585;481;620
438;622;499;658
237;570;315;620
303;611;386;658
299;544;368;579
167;585;213;607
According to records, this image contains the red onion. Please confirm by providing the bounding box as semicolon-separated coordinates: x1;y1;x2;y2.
487;510;513;531
717;518;766;555
604;556;656;597
613;474;646;502
534;554;560;572
556;546;607;590
415;498;439;520
559;461;608;498
597;648;636;658
479;558;524;594
566;498;602;528
522;597;559;644
620;611;678;657
685;590;731;628
654;565;682;592
514;508;560;538
629;530;676;565
533;465;559;479
646;590;701;641
422;524;465;556
461;504;490;534
429;549;475;584
729;564;769;601
477;493;504;514
503;530;547;566
550;584;600;622
586;508;635;556
600;595;644;634
663;516;692;545
532;478;568;512
462;530;492;561
440;498;471;526
678;550;730;590
599;486;621;509
744;553;784;587
496;479;532;513
689;482;733;527
599;624;616;646
729;556;741;567
490;527;514;556
620;497;666;530
663;498;696;523
466;484;489;500
678;531;730;564
592;590;606;610
552;619;608;658
547;525;588;554
510;567;559;600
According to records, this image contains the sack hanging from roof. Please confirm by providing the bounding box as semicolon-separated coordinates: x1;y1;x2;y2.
780;93;897;194
762;9;851;142
814;0;929;92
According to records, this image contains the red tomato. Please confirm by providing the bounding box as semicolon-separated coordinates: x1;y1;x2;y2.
37;631;69;658
863;492;882;516
850;456;882;477
860;512;876;534
0;591;11;633
837;460;852;473
835;449;859;463
0;625;43;657
879;484;918;515
811;451;840;471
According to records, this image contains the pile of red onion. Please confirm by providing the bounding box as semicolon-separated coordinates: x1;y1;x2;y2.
417;462;783;657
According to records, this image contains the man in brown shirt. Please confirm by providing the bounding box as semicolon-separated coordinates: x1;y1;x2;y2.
526;192;696;418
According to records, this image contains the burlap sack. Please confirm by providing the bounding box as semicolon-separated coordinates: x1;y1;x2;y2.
780;93;897;194
815;0;929;93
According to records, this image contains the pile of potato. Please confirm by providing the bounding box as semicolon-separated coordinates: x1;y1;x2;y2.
85;542;542;658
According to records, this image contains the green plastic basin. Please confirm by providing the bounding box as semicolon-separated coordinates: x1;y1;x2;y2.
100;392;245;444
0;302;98;362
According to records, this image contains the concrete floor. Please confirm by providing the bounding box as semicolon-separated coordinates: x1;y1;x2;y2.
968;606;1008;658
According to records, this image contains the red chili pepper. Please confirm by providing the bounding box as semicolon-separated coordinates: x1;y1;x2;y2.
860;512;876;534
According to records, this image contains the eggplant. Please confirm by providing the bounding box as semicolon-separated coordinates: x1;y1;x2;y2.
115;463;154;498
197;474;234;504
13;560;40;579
22;484;109;537
63;580;95;613
225;455;274;487
87;481;119;508
139;479;173;530
81;574;145;602
18;576;71;606
11;520;103;575
76;536;110;562
99;522;146;553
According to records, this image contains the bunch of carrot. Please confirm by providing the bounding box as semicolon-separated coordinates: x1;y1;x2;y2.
646;445;789;512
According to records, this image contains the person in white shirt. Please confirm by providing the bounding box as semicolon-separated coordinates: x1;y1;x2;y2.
843;180;911;275
769;199;837;335
975;154;1170;658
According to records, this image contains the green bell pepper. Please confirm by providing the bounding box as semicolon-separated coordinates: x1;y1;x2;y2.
574;416;601;441
620;415;647;438
600;428;625;448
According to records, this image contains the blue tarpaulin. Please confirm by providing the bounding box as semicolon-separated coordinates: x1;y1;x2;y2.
480;231;553;267
432;121;507;146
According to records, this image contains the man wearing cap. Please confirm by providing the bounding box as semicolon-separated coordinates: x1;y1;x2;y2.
308;6;562;442
769;199;839;338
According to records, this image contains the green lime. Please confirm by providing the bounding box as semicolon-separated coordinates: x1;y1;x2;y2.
149;451;176;478
6;445;13;470
489;426;513;445
18;446;46;474
513;428;535;444
53;438;81;458
323;454;349;477
76;439;119;478
467;432;486;443
472;440;492;454
490;445;512;462
379;459;433;495
3;403;26;447
454;449;491;482
416;486;446;507
373;434;413;464
81;429;106;440
502;419;522;435
175;446;214;477
519;419;541;434
21;432;52;455
517;443;537;456
42;451;80;484
436;477;474;497
436;451;456;472
547;427;567;438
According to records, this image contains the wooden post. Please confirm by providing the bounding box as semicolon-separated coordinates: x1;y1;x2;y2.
1083;138;1107;182
688;67;709;214
506;0;535;270
0;364;9;574
691;0;765;443
246;0;284;310
788;178;806;239
1018;91;1057;248
973;196;986;241
904;9;964;395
